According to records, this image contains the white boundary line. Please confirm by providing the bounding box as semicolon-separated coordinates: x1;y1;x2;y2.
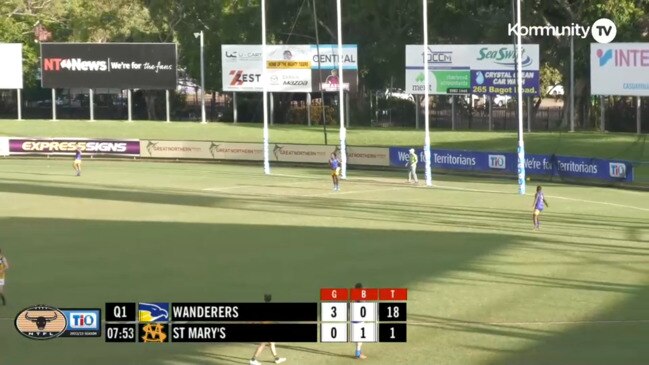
433;183;649;213
298;186;408;198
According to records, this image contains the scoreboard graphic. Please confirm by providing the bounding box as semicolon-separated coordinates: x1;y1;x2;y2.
15;288;407;344
104;288;407;343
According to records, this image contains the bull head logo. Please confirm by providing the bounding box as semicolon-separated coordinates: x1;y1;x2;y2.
25;312;57;330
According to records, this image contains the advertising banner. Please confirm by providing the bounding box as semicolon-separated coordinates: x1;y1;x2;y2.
310;44;358;92
389;147;633;182
590;43;649;96
405;44;540;96
220;44;358;93
140;140;389;166
221;45;263;92
41;43;177;89
266;45;312;92
9;138;140;156
0;43;23;89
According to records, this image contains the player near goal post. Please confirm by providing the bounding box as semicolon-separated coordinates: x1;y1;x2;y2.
249;294;287;365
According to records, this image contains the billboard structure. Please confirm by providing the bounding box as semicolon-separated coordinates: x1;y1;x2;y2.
0;43;23;89
41;43;177;89
405;44;540;96
591;43;649;96
221;44;358;93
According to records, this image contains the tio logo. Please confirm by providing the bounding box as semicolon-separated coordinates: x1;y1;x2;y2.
488;155;506;169
69;312;98;329
609;162;626;178
592;18;617;44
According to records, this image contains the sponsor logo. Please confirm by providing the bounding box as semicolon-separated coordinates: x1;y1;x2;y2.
507;18;616;43
229;70;261;85
270;75;279;85
224;51;262;60
20;141;128;153
609;162;627;178
426;50;452;64
209;142;220;158
488;154;507;169
43;58;108;72
146;141;158;156
283;80;308;86
596;48;649;67
61;309;101;337
15;305;67;340
476;47;533;67
139;303;169;323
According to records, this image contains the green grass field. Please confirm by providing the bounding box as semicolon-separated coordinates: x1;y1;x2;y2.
1;158;648;365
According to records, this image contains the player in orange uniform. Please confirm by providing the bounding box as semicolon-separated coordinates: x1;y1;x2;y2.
250;294;287;365
0;249;9;305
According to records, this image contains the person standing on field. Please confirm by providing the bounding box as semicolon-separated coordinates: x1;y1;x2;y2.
406;148;418;184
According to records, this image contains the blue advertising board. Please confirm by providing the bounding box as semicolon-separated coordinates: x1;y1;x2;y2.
389;148;633;183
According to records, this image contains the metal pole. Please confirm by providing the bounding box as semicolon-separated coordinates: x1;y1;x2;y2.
127;89;132;122
488;95;493;131
515;0;526;195
165;90;171;122
637;96;642;135
415;95;420;129
345;91;350;128
52;89;56;121
600;95;605;132
306;93;311;126
269;92;274;125
570;35;575;132
89;89;94;121
423;0;432;186
261;0;270;174
233;92;238;124
199;31;206;124
336;0;347;179
527;96;531;132
17;89;22;120
451;95;455;130
311;0;328;144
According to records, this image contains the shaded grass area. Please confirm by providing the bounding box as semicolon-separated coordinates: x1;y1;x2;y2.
0;159;647;365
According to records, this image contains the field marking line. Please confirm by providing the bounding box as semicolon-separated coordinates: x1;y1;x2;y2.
433;183;649;213
297;186;409;198
202;178;316;192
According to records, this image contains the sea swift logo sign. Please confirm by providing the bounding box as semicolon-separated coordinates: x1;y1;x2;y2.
476;47;532;67
508;18;617;44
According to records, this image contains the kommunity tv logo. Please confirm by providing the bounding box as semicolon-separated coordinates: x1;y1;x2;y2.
508;18;617;44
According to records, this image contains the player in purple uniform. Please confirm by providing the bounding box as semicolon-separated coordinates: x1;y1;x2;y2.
329;153;341;191
532;185;549;230
73;147;82;176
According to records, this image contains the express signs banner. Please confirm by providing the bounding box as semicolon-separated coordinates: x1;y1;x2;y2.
0;43;23;89
389;148;633;182
41;43;177;89
220;44;358;93
591;43;649;96
405;44;540;96
9;138;140;156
